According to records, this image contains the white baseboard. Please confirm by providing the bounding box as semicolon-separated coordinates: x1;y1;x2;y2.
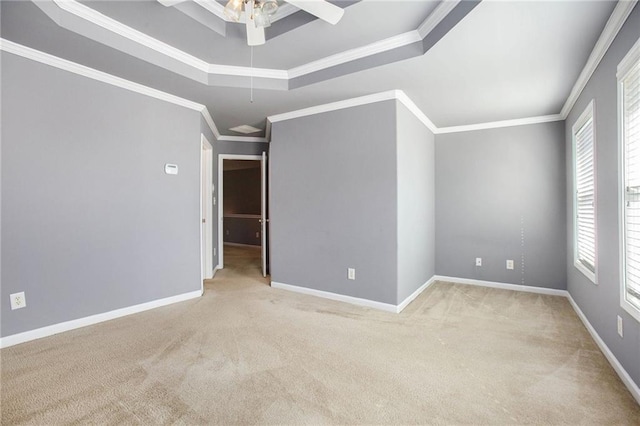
397;276;437;313
566;294;640;405
433;275;568;297
271;281;398;313
211;265;220;278
435;275;639;405
0;290;202;349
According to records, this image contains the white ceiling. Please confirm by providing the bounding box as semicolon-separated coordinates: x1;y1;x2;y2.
0;0;621;135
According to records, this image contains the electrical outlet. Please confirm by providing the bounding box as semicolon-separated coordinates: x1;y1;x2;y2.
10;292;26;310
475;258;482;267
506;259;514;270
617;315;623;337
348;268;356;280
256;232;259;238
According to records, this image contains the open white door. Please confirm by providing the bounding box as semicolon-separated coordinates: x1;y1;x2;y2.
260;151;268;278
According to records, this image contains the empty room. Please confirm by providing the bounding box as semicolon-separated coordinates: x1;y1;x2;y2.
1;0;640;424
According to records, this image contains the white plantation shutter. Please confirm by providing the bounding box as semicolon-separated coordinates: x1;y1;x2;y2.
573;103;596;280
622;59;640;312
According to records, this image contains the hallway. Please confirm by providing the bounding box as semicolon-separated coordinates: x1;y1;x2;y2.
207;244;268;288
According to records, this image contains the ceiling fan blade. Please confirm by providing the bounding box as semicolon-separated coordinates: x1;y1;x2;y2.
284;0;344;25
157;0;189;7
246;1;266;46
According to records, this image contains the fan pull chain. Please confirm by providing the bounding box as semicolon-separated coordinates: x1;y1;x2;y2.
250;46;254;103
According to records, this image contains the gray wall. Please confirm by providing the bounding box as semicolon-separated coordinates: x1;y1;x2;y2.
1;53;202;337
396;101;435;302
270;101;398;304
223;167;261;215
435;122;566;289
224;216;261;246
564;4;640;388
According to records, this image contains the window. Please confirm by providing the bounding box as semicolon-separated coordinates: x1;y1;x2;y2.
619;39;640;321
573;101;597;283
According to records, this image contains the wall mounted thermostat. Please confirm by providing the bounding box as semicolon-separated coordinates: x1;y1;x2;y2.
165;164;178;175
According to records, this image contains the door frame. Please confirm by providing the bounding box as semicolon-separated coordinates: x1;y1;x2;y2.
218;154;263;269
200;135;214;289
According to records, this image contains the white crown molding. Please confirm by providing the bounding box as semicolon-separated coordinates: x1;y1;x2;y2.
268;90;399;123
0;38;579;141
200;107;221;139
41;0;458;83
395;91;439;133
54;0;210;73
560;0;637;118
0;38;206;112
417;0;462;38
0;290;202;349
288;31;422;79
436;114;564;134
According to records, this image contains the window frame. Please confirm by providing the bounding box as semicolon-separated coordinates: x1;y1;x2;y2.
572;100;598;284
618;38;640;323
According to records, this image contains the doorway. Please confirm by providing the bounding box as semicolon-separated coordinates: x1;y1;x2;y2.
201;135;214;287
218;153;269;278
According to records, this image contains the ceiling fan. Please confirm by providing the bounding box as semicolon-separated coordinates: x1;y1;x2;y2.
224;0;345;46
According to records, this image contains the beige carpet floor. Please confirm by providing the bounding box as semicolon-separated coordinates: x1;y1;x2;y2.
1;244;639;424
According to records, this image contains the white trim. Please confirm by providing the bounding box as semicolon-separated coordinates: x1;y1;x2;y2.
200;108;221;139
288;31;422;79
434;275;640;402
0;38;204;112
395;91;439;133
432;275;568;297
218;154;263;268
566;294;640;405
201;134;214;282
617;40;640;323
397;276;437;313
53;0;208;73
271;281;398;313
417;0;461;38
37;0;457;82
0;38;220;141
617;37;640;79
2;39;574;140
560;0;637;118
436;114;564;134
571;100;598;285
211;265;220;279
0;290;202;349
268;90;399;123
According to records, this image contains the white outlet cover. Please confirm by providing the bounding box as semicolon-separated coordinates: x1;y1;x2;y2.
617;315;623;337
475;258;482;266
348;268;356;280
10;291;26;310
506;260;514;270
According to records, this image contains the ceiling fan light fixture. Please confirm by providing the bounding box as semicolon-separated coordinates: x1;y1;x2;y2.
261;0;278;16
224;0;243;22
254;8;271;28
